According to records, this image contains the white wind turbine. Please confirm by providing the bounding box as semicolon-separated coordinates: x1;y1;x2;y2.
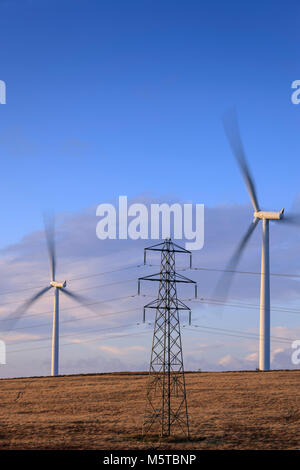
217;110;299;371
8;216;90;376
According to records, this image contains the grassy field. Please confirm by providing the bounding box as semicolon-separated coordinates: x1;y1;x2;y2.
0;370;299;450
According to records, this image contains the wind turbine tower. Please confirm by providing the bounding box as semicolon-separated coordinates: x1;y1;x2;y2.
219;110;298;371
7;216;89;376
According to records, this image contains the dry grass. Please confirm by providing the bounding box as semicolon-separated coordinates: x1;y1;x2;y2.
0;370;299;449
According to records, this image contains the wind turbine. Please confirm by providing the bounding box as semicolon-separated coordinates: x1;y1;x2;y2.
218;110;299;371
8;216;90;377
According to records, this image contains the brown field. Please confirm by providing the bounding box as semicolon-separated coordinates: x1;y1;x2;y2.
0;370;299;450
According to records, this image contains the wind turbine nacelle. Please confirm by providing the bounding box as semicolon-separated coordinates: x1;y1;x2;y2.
254;208;284;220
50;281;67;288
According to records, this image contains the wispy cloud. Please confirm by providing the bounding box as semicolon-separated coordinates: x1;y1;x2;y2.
0;195;300;377
99;344;146;355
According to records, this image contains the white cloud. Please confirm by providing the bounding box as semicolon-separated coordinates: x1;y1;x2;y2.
0;196;300;377
272;347;299;370
219;354;244;369
245;352;258;362
99;344;146;355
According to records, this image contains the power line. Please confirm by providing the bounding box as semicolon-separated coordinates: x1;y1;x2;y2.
1;261;300;311
5;322;137;346
6;321;296;357
141;292;300;316
0;293;139;323
189;297;300;315
190;266;300;279
0;264;144;298
1;261;300;301
184;327;294;346
13;293;293;337
0;278;137;308
185;324;295;344
147;263;300;279
0;264;299;355
1;307;140;332
7;330;151;355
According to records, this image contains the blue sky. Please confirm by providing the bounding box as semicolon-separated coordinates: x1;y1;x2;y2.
1;0;300;244
1;1;300;376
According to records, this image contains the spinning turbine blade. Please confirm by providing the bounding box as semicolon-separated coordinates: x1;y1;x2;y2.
61;288;94;309
280;213;300;226
3;285;52;330
214;218;260;302
44;214;56;282
223;109;260;212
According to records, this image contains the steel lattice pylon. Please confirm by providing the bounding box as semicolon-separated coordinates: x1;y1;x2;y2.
138;238;197;438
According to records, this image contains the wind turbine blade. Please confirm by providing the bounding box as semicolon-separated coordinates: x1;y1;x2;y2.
61;288;93;310
3;285;52;330
214;218;260;302
44;213;56;282
223;109;260;212
280;213;300;226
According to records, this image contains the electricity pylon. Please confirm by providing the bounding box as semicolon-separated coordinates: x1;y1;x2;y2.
138;238;197;438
